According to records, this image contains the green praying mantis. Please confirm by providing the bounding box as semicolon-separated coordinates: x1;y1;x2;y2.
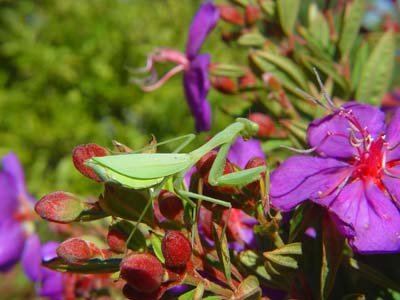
85;118;268;242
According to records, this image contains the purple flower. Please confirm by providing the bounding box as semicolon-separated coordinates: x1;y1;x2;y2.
227;137;265;168
270;102;400;254
0;153;32;271
183;0;219;132
133;1;218;132
22;234;64;300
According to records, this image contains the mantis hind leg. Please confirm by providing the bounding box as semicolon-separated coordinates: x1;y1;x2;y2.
130;134;196;154
177;190;232;246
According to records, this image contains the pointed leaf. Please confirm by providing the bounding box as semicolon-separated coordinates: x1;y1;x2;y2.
43;257;121;274
101;182;154;224
238;32;266;47
320;213;345;300
255;50;308;90
209;64;246;77
339;0;365;57
212;222;232;285
150;234;164;264
277;0;300;35
355;31;396;105
343;257;400;292
263;242;302;269
234;275;262;300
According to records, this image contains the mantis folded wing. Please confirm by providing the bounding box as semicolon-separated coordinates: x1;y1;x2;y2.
85;118;268;246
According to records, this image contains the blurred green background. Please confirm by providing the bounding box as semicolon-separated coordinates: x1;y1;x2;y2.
0;0;234;199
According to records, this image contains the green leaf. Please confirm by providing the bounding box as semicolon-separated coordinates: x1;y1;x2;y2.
237;32;266;47
193;281;205;300
233;275;262;300
343;256;400;292
209;64;246;78
263;242;302;269
109;220;147;251
299;54;350;95
277;0;300;36
355;31;396;105
101;182;154;224
150;234;164;263
178;289;196;300
339;0;366;57
307;4;330;49
288;202;315;243
212;222;232;285
254;50;308;90
351;42;369;89
43;257;121;274
320;213;345;300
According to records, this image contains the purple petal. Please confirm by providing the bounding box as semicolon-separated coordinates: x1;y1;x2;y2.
227;137;265;169
0;172;19;220
385;108;400;161
184;166;196;188
270;156;350;211
22;234;43;281
1;152;35;204
2;153;26;196
329;180;400;253
381;165;400;209
185;1;219;59
308;102;385;159
0;219;25;272
39;267;64;298
183;54;212;132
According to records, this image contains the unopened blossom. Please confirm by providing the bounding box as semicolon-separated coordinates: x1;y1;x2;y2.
270;102;400;254
134;1;219;132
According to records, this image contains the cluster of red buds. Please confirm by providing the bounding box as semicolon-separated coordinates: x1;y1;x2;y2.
120;230;192;300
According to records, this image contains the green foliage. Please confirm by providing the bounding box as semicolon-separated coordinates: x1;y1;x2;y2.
0;0;205;197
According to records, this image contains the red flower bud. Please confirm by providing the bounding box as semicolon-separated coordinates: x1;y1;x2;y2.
161;231;192;270
204;161;239;195
35;191;84;223
122;284;162;300
196;150;218;176
248;113;275;137
245;5;262;25
107;227;128;253
120;253;164;293
239;72;257;90
211;76;237;94
72;143;109;182
218;4;244;25
56;238;99;264
158;190;183;221
244;157;267;196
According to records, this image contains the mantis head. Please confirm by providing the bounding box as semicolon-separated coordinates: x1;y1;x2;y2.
236;118;259;139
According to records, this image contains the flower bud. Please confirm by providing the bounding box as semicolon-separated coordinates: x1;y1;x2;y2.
35;191;84;223
239;72;257;90
158;190;183;221
122;284;162;300
196;150;218;176
56;238;99;264
245;5;262;25
120;253;164;293
248;113;275;137
72;143;109;182
218;4;244;25
211;76;237;94
204;161;239;195
244;157;267;196
161;231;192;270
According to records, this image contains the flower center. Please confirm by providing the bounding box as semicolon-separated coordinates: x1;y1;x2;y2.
351;133;386;183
